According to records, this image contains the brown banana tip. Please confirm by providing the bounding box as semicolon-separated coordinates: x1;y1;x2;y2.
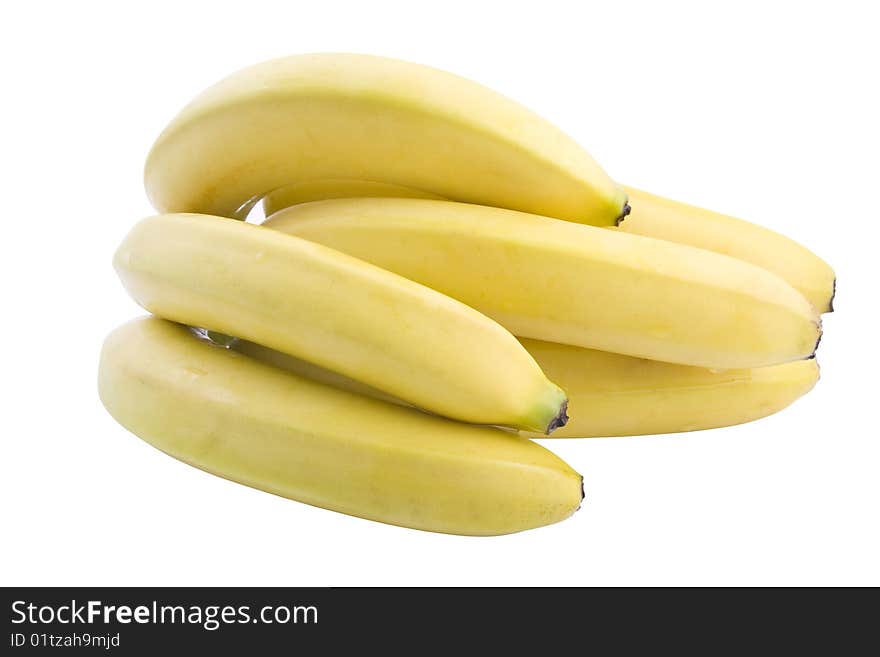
574;476;586;512
546;400;569;434
811;326;823;358
827;278;836;313
615;202;632;226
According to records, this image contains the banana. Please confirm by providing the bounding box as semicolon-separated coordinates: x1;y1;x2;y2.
113;213;568;433
261;180;835;314
237;337;819;438
266;198;821;369
617;187;836;313
145;53;627;224
99;317;583;536
521;339;819;438
262;179;444;218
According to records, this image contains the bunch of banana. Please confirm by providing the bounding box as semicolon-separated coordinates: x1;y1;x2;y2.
101;53;834;535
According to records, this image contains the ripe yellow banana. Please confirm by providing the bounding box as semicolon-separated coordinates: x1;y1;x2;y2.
261;180;835;315
521;339;819;438
236;337;818;438
99;317;583;535
616;187;835;313
113;213;568;432
145;53;627;224
266;198;821;369
262;179;444;218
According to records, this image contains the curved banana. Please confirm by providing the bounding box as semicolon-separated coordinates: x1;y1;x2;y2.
261;181;836;315
266;198;821;369
99;318;583;536
145;53;627;224
236;337;818;438
113;213;568;432
262;179;444;218
617;187;836;312
521;339;819;438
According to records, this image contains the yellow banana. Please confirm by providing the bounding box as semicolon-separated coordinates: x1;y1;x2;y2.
266;198;821;369
98;318;583;536
262;179;444;218
237;337;818;438
145;53;627;224
521;339;819;438
261;180;835;315
617;186;835;312
113;213;568;432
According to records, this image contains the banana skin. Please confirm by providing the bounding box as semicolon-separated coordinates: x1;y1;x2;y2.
521;339;819;438
237;337;819;439
267;198;822;370
98;318;584;536
617;187;836;313
260;178;835;315
145;53;627;224
234;339;409;408
262;179;444;218
113;213;568;433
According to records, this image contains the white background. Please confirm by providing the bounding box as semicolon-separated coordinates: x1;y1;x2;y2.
2;0;878;586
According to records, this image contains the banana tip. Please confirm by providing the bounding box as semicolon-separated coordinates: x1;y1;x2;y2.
615;202;632;226
827;278;836;313
546;400;569;434
811;325;823;358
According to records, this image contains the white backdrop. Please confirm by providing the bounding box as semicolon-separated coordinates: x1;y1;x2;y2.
2;0;877;586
